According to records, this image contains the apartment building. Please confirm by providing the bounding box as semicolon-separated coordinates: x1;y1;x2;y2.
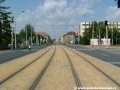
79;22;120;37
79;22;92;37
35;32;51;45
57;31;77;44
108;22;120;30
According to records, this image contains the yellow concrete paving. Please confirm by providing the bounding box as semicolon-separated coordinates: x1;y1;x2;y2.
64;46;120;89
35;46;76;90
0;45;120;90
0;46;54;90
0;46;51;83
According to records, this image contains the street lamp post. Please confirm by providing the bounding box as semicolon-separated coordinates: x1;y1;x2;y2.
105;20;108;48
13;11;24;49
78;24;80;45
40;35;41;45
25;26;27;47
11;27;14;50
15;20;16;49
112;27;113;45
99;27;101;47
31;27;32;46
92;16;94;48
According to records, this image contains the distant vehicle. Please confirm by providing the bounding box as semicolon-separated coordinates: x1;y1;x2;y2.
8;44;11;48
28;45;31;51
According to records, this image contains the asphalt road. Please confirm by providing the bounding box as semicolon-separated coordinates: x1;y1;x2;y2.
66;45;120;68
0;45;49;64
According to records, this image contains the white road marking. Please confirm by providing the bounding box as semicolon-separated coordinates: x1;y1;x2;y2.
21;49;39;51
107;62;120;64
76;48;94;51
101;54;108;57
89;50;92;52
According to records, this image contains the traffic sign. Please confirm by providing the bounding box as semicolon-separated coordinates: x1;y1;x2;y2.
76;37;80;42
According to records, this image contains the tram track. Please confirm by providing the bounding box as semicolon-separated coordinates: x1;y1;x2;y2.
32;45;77;90
29;45;56;90
0;45;119;90
60;46;83;89
64;45;120;87
0;46;53;85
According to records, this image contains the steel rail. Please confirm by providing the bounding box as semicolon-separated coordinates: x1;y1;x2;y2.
66;46;120;87
29;45;56;90
0;46;53;85
60;46;83;89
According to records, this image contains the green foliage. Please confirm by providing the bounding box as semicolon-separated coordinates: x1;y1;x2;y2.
17;24;35;44
81;21;120;45
17;29;26;43
112;28;120;45
0;0;13;47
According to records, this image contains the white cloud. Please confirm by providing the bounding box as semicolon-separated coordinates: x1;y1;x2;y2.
44;0;58;11
106;6;120;21
16;10;33;23
15;0;100;39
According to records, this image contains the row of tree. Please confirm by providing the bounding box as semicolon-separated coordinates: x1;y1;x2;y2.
17;24;35;45
0;0;48;49
76;21;120;45
0;0;13;49
15;23;52;48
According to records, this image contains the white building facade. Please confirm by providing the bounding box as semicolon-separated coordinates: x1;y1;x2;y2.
79;22;92;37
79;22;120;37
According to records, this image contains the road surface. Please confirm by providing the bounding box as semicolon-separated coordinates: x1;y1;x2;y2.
66;45;120;68
0;45;120;90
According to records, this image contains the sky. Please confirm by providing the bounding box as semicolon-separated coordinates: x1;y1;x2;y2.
1;0;120;39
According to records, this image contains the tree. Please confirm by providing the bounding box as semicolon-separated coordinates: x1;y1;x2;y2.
98;22;106;38
17;29;26;44
112;28;120;45
0;0;13;49
17;24;35;46
81;28;90;45
81;21;120;45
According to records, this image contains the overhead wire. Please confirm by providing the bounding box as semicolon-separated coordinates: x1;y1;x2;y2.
40;0;55;34
65;0;78;32
68;0;78;25
40;0;78;38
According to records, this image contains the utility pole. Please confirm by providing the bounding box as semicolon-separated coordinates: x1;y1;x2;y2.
13;11;24;49
116;34;117;45
99;27;101;47
92;16;94;48
31;27;32;46
78;24;80;45
25;26;27;47
0;20;2;46
105;20;108;49
112;27;113;45
11;27;14;50
40;35;41;45
15;20;16;49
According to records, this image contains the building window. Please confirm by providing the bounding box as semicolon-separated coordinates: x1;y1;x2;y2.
107;24;110;26
82;24;89;26
118;24;120;26
118;28;120;30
